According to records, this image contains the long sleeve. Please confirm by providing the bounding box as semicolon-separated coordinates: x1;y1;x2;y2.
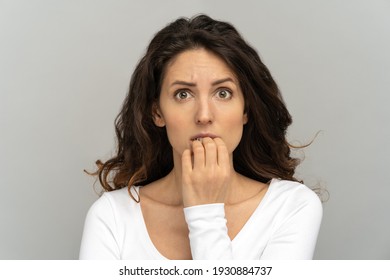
183;203;233;259
79;194;120;259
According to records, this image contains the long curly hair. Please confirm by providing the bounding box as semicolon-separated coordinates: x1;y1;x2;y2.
93;14;303;200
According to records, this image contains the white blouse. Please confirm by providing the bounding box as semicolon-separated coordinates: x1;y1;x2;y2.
79;179;322;259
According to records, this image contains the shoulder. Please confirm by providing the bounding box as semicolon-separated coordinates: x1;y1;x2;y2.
86;187;139;218
269;179;321;202
255;179;323;259
266;179;323;217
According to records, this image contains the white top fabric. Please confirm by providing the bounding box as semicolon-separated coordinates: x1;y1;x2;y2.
79;178;322;260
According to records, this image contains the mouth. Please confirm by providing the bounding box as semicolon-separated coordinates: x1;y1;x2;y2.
190;133;218;141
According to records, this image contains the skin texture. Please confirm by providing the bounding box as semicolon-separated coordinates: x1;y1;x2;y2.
153;48;248;207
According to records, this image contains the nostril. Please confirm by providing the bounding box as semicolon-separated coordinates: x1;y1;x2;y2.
196;119;212;125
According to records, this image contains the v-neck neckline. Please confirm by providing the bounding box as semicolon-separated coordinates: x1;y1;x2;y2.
135;179;277;259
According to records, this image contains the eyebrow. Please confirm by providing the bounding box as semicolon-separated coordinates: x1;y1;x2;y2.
170;77;235;88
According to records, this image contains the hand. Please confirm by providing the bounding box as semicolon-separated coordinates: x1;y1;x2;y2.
181;137;231;207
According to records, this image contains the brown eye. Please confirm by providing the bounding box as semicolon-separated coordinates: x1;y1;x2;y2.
216;89;232;99
174;90;192;100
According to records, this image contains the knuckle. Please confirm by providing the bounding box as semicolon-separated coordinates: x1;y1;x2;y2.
220;168;230;179
191;171;201;180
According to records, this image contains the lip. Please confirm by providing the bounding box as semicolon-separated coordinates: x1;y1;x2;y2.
190;133;219;141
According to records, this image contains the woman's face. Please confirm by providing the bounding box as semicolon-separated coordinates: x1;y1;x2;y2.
154;48;247;159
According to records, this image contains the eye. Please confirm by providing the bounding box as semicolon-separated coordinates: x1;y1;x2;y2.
174;90;192;100
216;88;232;99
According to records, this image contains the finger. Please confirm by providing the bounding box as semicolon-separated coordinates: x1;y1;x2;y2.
202;137;217;167
192;138;205;169
213;137;229;167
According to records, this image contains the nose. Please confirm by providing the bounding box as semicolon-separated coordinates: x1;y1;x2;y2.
195;97;213;125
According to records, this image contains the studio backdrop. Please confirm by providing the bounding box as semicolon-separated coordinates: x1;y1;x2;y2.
1;0;389;259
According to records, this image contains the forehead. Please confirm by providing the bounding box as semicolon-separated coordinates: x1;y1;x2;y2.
162;48;238;83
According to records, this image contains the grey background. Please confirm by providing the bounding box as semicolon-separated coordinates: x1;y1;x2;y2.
1;0;389;259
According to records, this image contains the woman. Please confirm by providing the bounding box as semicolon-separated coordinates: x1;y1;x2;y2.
79;14;322;260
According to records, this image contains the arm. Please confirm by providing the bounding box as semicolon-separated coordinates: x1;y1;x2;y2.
184;203;233;259
181;137;233;259
79;194;120;259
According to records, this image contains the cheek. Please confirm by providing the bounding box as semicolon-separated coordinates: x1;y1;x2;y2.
163;117;189;152
223;114;246;153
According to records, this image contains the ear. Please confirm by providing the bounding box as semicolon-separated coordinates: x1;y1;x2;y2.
243;112;248;125
152;103;166;127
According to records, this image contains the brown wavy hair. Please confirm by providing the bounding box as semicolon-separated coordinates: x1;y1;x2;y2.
92;14;305;200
